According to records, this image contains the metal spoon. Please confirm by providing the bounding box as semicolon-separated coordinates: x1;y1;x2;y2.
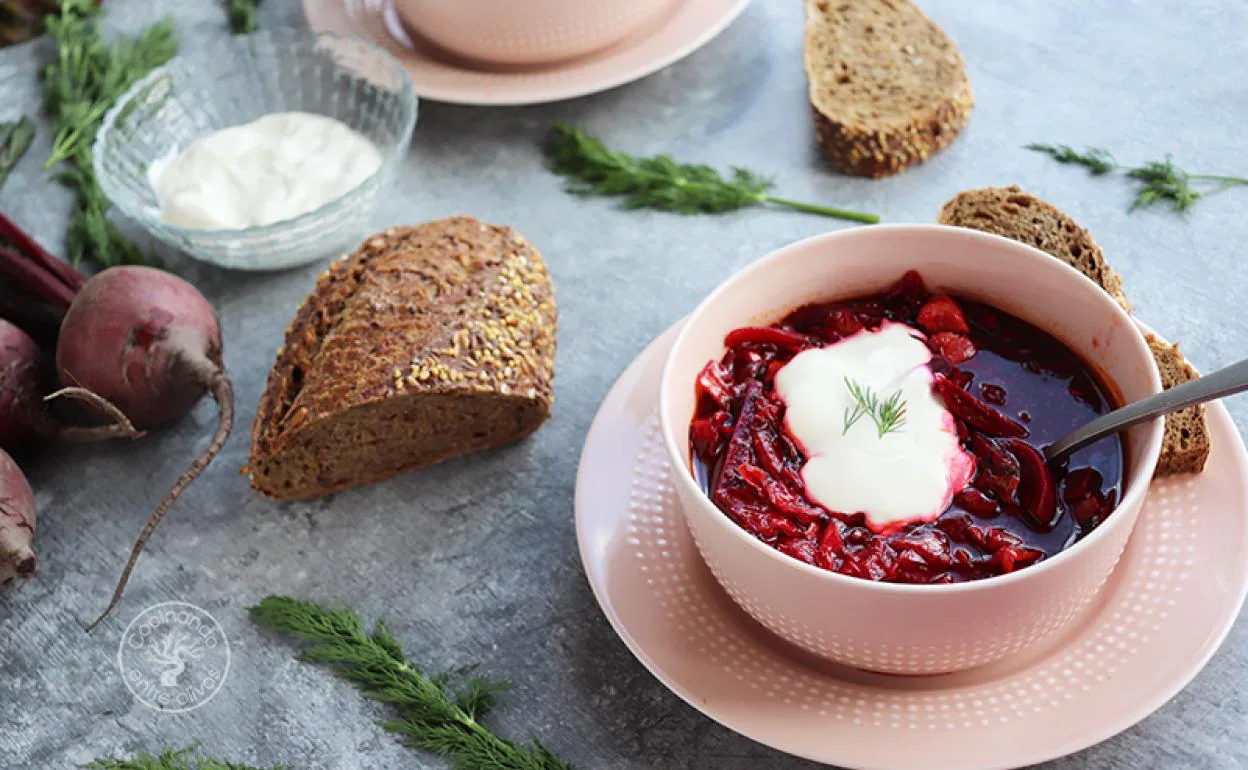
1045;357;1248;463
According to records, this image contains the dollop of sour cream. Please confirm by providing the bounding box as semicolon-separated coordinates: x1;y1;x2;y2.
774;323;975;534
148;112;382;230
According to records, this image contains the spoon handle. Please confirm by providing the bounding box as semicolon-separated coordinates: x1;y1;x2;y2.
1045;356;1248;462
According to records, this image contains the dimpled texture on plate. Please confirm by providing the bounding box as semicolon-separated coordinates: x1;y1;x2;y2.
634;415;1197;688
582;320;1246;768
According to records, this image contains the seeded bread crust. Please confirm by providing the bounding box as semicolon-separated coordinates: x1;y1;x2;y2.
1146;334;1210;476
937;185;1130;311
937;186;1209;476
248;216;557;500
805;0;974;178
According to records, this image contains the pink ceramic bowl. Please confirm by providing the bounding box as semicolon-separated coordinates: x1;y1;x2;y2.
658;225;1165;675
394;0;675;66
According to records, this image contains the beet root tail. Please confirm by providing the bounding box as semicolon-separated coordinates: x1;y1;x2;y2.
84;367;234;632
0;474;38;586
44;387;145;443
0;542;36;586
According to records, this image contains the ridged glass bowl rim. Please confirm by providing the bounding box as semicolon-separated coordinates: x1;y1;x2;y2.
93;28;418;244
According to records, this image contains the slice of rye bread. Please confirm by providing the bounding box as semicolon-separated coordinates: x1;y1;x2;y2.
1146;334;1210;476
248;216;557;500
804;0;974;178
938;185;1209;476
937;185;1131;311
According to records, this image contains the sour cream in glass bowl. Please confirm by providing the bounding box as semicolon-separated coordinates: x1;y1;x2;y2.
95;29;417;271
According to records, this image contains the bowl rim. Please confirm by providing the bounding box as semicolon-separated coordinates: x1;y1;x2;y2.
93;27;418;242
658;223;1166;595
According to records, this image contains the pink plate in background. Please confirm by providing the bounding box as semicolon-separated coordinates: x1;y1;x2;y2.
301;0;751;106
576;321;1248;770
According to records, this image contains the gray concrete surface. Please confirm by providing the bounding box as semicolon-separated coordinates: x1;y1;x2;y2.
2;0;1248;767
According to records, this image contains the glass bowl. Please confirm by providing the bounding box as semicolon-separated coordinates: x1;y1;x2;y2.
95;29;417;271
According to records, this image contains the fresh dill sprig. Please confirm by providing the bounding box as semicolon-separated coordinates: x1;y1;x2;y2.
249;596;572;770
0;115;35;191
843;377;908;438
41;0;177;266
1024;143;1117;175
82;744;280;770
544;123;879;224
1027;142;1248;214
226;0;261;34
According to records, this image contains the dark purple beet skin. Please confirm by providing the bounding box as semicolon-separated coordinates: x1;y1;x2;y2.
0;319;47;451
689;270;1124;584
0;214;237;628
53;266;235;631
55;266;223;430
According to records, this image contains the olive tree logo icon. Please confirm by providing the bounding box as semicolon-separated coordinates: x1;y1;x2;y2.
118;601;230;712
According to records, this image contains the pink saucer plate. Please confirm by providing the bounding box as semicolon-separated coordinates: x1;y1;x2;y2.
576;320;1248;770
301;0;751;106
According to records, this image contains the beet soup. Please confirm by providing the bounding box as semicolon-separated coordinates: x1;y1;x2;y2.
689;270;1124;584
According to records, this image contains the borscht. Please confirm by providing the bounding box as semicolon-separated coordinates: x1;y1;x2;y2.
688;270;1124;584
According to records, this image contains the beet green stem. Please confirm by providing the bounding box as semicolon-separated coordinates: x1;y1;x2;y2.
0;244;78;311
0;212;87;295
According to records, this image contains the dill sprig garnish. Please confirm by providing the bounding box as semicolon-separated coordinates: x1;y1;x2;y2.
1026;142;1248;214
41;0;176;266
545;123;879;224
1024;143;1117;175
249;596;572;770
843;377;907;438
82;744;279;770
0;115;35;191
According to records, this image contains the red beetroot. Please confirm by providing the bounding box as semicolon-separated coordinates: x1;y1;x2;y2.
825;309;864;339
57;267;234;630
0;318;139;452
57;267;226;429
0;320;46;451
992;545;1044;573
1004;439;1059;529
695;360;734;410
1062;467;1103;502
917;294;970;334
0;214;234;630
723;326;814;351
968;433;1021;505
929;332;976;364
0;447;36;586
737;464;825;525
954;487;999;517
932;375;1028;438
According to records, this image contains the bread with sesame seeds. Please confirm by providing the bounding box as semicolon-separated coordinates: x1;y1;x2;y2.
804;0;974;178
937;185;1209;477
247;216;557;500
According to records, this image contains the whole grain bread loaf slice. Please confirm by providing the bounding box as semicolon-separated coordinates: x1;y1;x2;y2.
248;217;557;500
938;185;1130;311
937;185;1209;476
804;0;974;178
1146;334;1210;476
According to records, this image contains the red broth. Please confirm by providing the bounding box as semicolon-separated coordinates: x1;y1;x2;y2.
689;270;1124;583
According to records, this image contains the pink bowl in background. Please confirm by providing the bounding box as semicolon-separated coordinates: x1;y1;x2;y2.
393;0;676;66
658;224;1165;676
